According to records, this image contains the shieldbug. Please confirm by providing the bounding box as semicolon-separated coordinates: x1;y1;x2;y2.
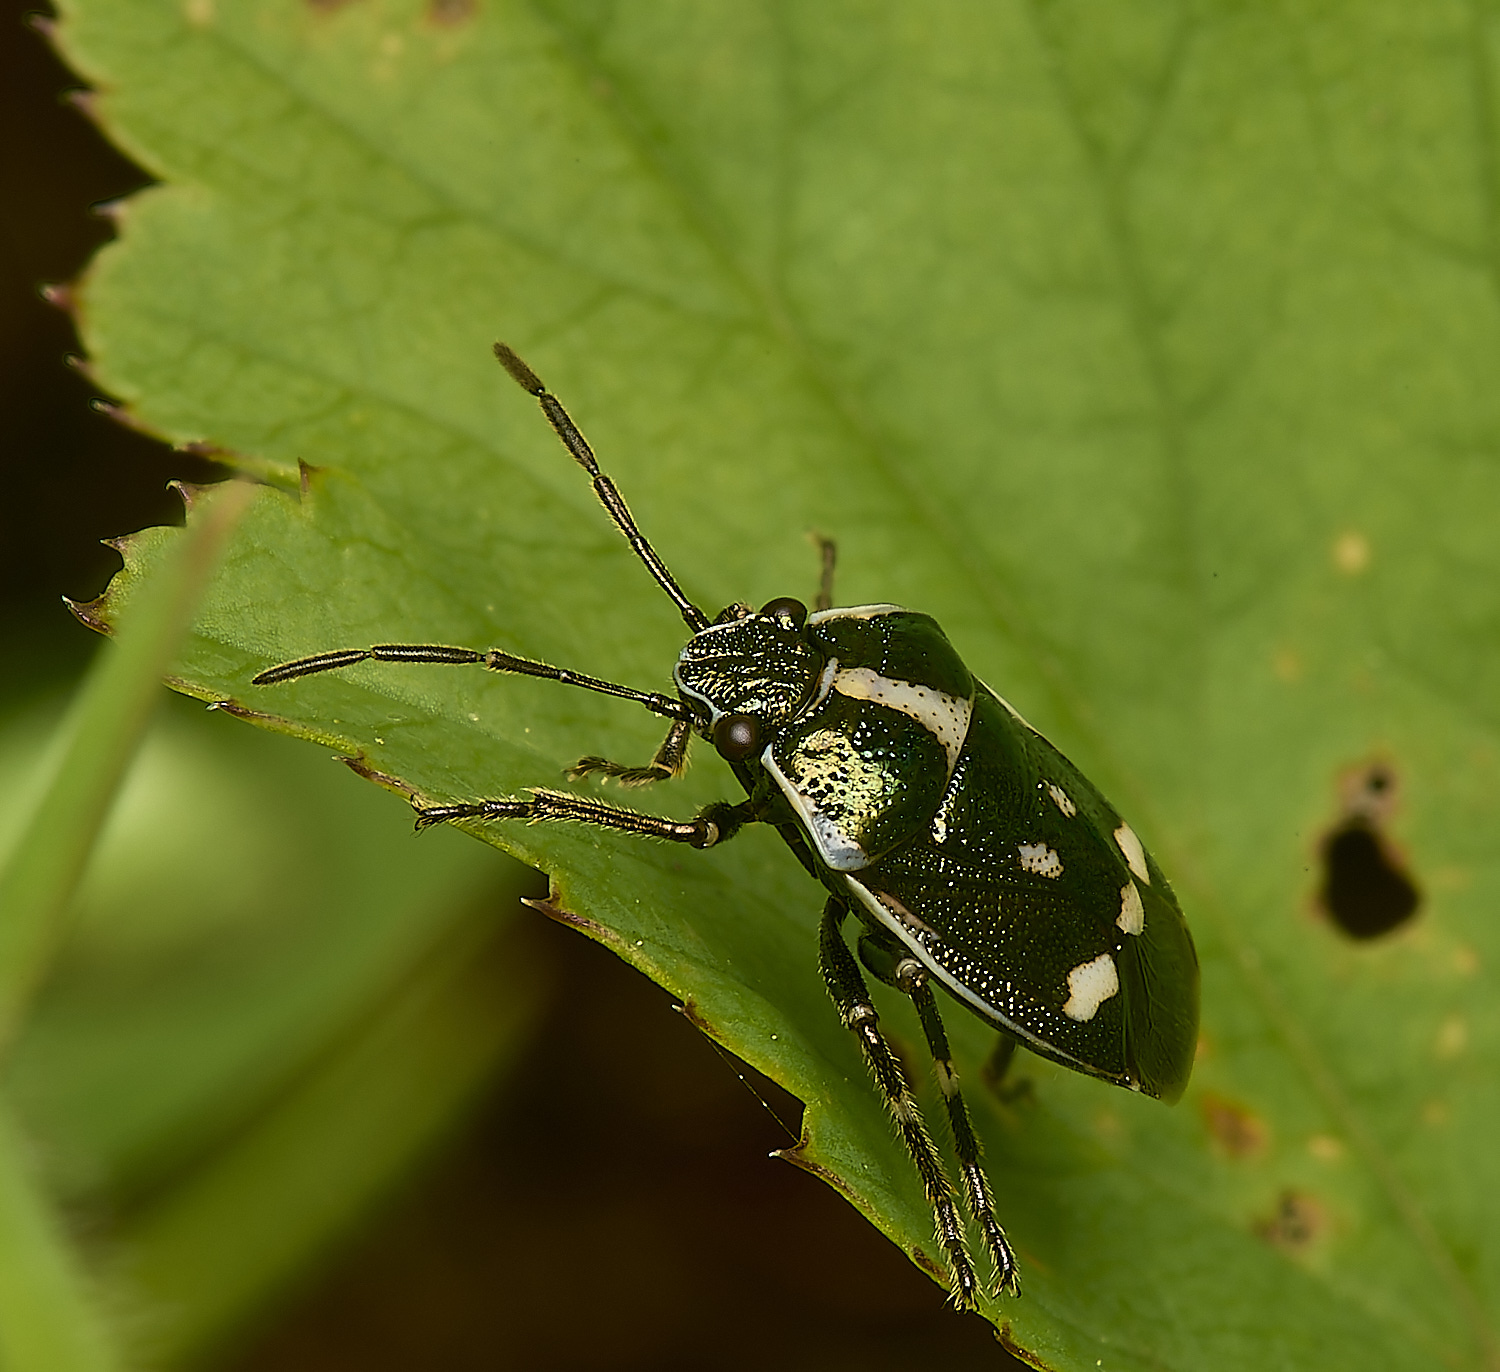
255;343;1200;1307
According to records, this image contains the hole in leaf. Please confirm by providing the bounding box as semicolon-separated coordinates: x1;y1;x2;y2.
1318;762;1420;939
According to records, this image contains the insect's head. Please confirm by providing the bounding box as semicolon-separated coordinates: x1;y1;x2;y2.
673;597;828;763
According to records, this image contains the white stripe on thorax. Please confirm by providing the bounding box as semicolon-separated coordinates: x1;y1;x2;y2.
833;667;972;770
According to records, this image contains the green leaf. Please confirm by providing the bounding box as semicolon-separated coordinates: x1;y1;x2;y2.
110;894;543;1370
53;2;1500;1367
0;1104;119;1372
0;479;251;1051
0;681;538;1365
0;477;250;1372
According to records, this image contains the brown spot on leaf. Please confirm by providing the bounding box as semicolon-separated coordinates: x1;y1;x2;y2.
1255;1189;1326;1254
908;1245;945;1283
1201;1093;1268;1159
297;458;325;498
427;0;477;23
996;1325;1060;1372
676;998;715;1037
339;753;420;801
521;877;626;952
770;1138;863;1207
201;696;298;727
1318;760;1420;939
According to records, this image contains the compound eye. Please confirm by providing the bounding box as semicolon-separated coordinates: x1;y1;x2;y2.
713;713;762;761
759;596;808;629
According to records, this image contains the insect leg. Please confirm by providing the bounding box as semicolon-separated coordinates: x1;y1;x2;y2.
983;1033;1018;1088
980;1033;1033;1106
854;931;1018;1297
818;899;979;1310
567;718;692;787
904;974;1021;1297
814;535;837;612
414;789;757;847
254;643;691;723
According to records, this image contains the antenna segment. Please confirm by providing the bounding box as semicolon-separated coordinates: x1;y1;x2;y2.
495;343;711;635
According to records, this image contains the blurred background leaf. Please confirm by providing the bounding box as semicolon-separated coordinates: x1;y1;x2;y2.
7;1;1500;1368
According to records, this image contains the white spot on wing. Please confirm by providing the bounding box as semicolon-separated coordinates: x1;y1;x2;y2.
833;667;972;769
1117;881;1144;935
1018;842;1063;878
1062;953;1119;1022
841;874;1105;1078
1113;823;1150;884
1046;782;1076;818
931;814;948;843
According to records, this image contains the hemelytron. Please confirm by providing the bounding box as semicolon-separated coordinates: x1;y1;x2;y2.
255;343;1201;1308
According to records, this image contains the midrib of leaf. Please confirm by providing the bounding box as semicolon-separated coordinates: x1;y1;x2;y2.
522;1;1127;763
143;0;1113;766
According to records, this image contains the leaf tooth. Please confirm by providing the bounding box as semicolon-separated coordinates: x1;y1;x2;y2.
39;281;76;313
64;87;102;127
63;592;113;637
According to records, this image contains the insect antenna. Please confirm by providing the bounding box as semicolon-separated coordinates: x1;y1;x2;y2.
495;343;711;634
